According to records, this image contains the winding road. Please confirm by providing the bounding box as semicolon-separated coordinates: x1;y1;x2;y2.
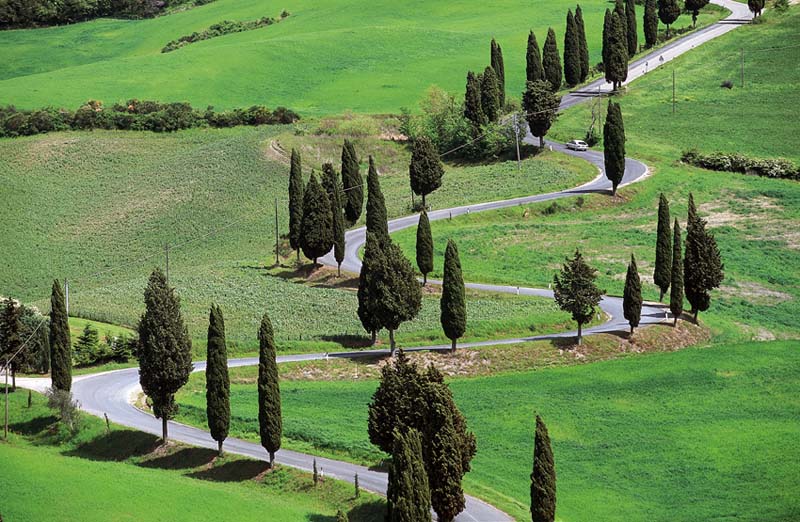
16;2;754;520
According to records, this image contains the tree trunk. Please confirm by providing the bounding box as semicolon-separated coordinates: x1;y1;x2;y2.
11;367;15;392
313;257;317;266
296;249;300;262
659;289;664;302
423;273;427;286
451;338;457;352
612;185;617;197
539;135;544;148
370;330;377;346
693;309;699;323
630;325;635;335
218;440;224;456
337;263;341;277
269;451;275;469
422;193;426;209
389;329;396;356
577;322;583;345
161;416;168;444
673;314;678;327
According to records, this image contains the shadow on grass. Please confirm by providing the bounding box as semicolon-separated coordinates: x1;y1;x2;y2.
64;429;160;461
187;458;270;482
306;500;385;522
320;334;376;349
9;415;57;436
139;447;217;470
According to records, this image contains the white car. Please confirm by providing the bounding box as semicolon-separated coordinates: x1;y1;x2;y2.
566;139;589;151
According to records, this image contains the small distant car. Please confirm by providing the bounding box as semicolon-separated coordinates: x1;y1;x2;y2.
566;139;589;151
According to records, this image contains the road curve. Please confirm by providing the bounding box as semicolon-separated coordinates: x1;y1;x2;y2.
16;3;753;521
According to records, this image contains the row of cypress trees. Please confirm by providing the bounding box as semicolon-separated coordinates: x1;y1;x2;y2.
464;39;506;129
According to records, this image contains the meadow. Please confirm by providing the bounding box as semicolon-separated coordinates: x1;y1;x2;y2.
0;0;723;114
173;340;800;522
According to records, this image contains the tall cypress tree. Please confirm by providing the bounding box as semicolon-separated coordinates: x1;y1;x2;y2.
603;100;626;195
542;27;562;91
257;311;282;467
658;0;681;37
602;9;612;74
321;162;344;212
654;193;672;301
49;280;72;392
325;164;346;276
563;10;581;87
606;11;629;90
625;0;638;55
614;0;628;50
575;5;590;82
386;428;432;522
300;172;333;265
685;0;709;27
365;155;388;240
440;240;466;352
205;304;230;455
523;80;562;148
409;135;445;208
526;31;545;84
531;415;556;522
288;148;304;261
416;210;434;285
683;194;724;322
670;218;684;326
464;71;484;128
644;0;659;48
623;254;643;335
0;298;21;391
490;38;506;107
553;249;602;345
341;139;363;225
481;66;501;122
373;237;422;355
137;269;193;443
358;232;385;346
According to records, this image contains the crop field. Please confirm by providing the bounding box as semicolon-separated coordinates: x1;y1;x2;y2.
0;0;724;114
173;340;800;522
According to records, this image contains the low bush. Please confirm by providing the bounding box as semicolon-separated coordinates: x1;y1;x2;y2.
681;149;799;180
45;388;82;437
162;13;289;53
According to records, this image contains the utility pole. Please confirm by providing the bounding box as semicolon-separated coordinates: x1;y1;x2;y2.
165;243;170;284
513;113;522;171
4;363;8;440
274;198;279;266
740;48;744;88
64;278;69;316
672;69;676;115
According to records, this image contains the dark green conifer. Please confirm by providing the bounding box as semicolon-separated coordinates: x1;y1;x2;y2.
575;5;590;82
523;80;562;148
365;156;388;240
683;194;724;322
625;0;638;55
490;38;506;106
137;269;193;443
685;0;709;27
73;322;98;366
0;298;21;390
481;66;501;122
602;9;613;74
49;280;72;392
358;232;384;346
300;172;333;265
440;240;466;352
288;148;304;260
542;28;562;91
644;0;659;48
464;71;485;128
531;415;556;522
325;164;346;275
615;0;628;53
605;11;629;90
409;135;445;208
658;0;681;37
654;193;672;301
670;219;684;326
526;31;545;84
386;428;432;522
623;254;643;334
321;162;344;212
553;249;603;345
563;10;581;87
603;100;626;195
257;311;282;467
205;304;230;455
416;210;434;285
747;0;765;16
341;139;363;225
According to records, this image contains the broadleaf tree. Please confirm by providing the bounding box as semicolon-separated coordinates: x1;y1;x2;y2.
523;80;562;148
553;249;603;345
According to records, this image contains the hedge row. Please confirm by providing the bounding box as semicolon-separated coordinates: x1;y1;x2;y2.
0;100;300;138
162;12;289;53
681;149;798;180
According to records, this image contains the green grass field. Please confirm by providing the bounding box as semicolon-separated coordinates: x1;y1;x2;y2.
0;0;724;114
173;340;800;521
0;389;383;521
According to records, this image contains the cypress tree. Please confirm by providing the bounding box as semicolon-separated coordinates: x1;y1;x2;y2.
205;304;230;455
440;240;466;352
606;11;629;90
623;254;643;335
490;38;506;107
386;428;432;522
552;249;603;345
0;298;21;391
542;27;562;91
747;0;764;17
526;31;545;84
464;71;484;128
625;0;638;56
300;171;333;265
480;66;501;122
137;268;193;443
257;311;282;467
358;232;384;346
602;9;612;73
416;210;434;285
563;10;581;87
654;193;672;301
49;280;72;392
409;135;445;208
531;415;556;522
341;139;363;225
658;0;681;37
685;0;709;27
523;80;562;148
325;164;346;276
670;218;684;326
614;0;628;54
288;148;304;261
683;194;724;322
321;162;344;212
644;0;659;48
365;155;388;240
575;5;590;82
603;100;626;195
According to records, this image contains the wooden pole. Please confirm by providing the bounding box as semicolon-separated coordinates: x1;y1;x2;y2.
672;69;676;114
275;198;280;266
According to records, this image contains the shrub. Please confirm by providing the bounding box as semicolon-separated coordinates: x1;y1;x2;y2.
161;15;284;53
46;388;82;437
681;149;799;180
720;80;734;89
584;127;600;146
